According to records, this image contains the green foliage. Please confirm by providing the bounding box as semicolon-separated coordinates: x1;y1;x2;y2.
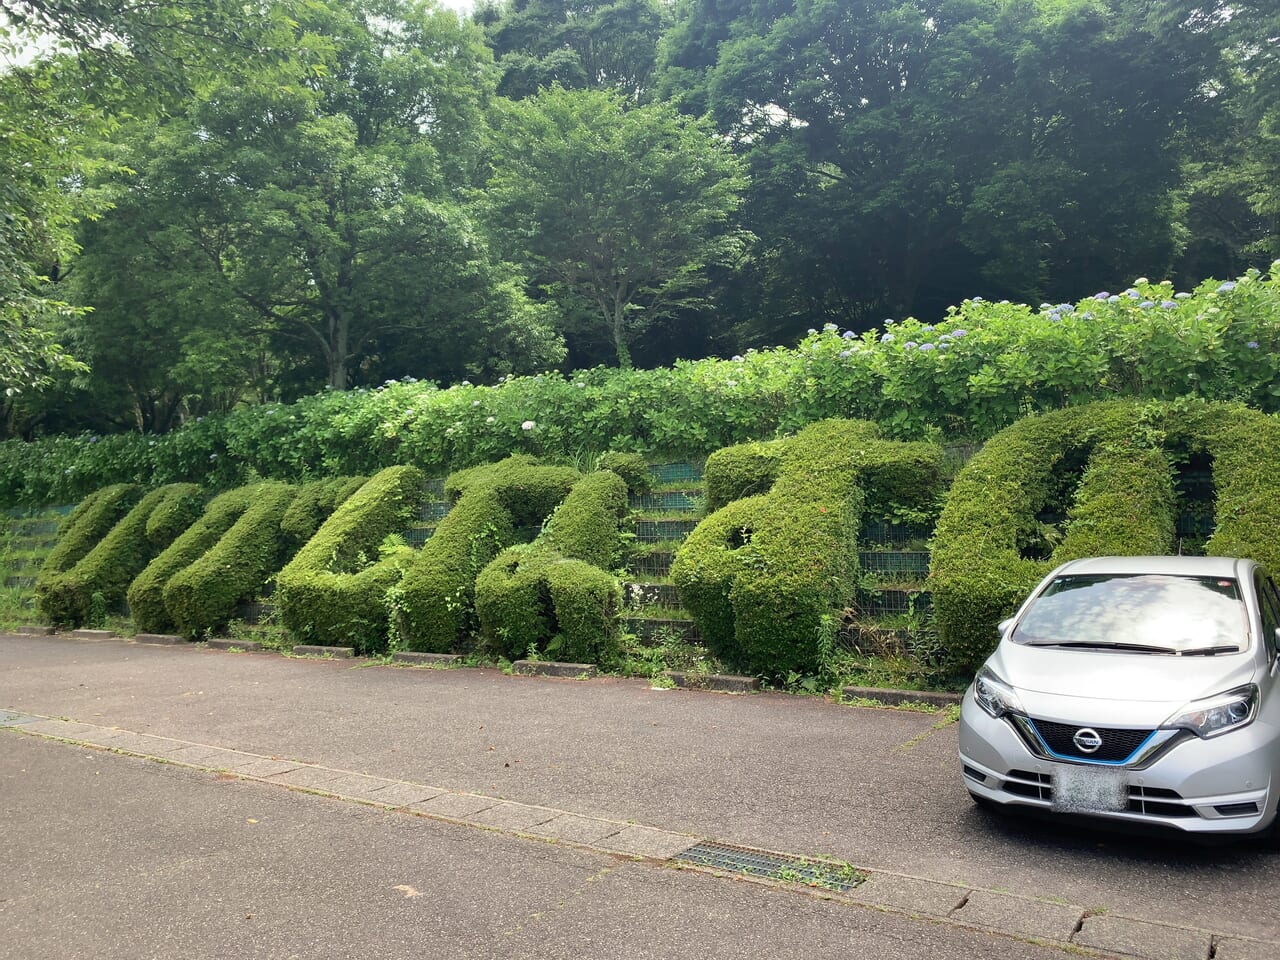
929;399;1280;672
275;466;427;654
596;451;650;494
475;469;629;663
704;440;785;511
36;484;143;601
673;420;942;677
398;456;579;652
279;476;367;550
162;482;298;639
35;483;200;627
127;486;253;633
2;267;1280;508
484;85;748;367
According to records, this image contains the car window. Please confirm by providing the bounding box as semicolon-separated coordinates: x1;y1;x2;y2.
1258;575;1280;659
1012;573;1248;652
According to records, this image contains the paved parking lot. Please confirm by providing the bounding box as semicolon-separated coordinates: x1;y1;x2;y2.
3;632;1277;957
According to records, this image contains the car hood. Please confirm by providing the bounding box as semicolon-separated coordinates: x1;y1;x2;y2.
987;642;1259;726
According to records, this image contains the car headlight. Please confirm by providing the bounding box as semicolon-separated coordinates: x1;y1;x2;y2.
1163;685;1258;739
973;666;1025;719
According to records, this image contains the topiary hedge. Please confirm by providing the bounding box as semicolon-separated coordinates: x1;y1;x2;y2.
703;441;785;511
279;476;368;550
673;420;944;676
127;486;256;633
397;456;579;653
275;466;426;654
162;482;299;639
35;484;202;627
596;451;650;494
474;469;628;663
929;399;1280;673
36;484;143;602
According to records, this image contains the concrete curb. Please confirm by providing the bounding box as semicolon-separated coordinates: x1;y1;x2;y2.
664;671;760;693
12;625;55;636
512;660;597;679
842;685;962;708
12;713;1277;960
206;638;264;652
290;644;354;659
391;651;461;666
134;633;185;646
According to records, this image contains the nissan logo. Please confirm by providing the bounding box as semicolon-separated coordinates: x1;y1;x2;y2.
1073;728;1103;753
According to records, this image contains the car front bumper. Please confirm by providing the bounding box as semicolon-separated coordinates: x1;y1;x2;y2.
958;686;1279;835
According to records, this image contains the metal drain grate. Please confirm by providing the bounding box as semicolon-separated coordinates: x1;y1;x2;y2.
672;841;865;892
0;711;38;727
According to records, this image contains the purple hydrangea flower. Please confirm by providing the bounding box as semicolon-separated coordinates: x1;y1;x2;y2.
1175;292;1191;299
1107;295;1121;303
971;296;984;303
731;355;744;362
839;349;853;358
880;333;895;343
1139;301;1155;309
950;329;968;339
842;330;857;339
1094;292;1110;301
1217;282;1237;293
1247;341;1260;350
904;341;919;349
1161;301;1178;309
919;342;937;352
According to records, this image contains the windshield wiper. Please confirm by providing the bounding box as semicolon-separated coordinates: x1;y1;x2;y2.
1175;645;1240;656
1022;641;1178;654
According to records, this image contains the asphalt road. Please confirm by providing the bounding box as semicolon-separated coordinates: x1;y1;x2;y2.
2;632;1278;956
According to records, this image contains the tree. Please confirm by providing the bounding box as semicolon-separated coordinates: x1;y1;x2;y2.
70;0;564;398
474;0;668;99
658;0;1219;339
484;86;748;368
0;60;98;401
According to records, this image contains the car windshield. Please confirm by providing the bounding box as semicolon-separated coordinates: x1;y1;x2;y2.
1011;573;1248;653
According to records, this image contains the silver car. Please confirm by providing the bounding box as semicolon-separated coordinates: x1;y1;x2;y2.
959;555;1280;836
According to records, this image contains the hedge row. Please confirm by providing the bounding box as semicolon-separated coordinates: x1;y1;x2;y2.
929;399;1280;672
37;483;142;589
128;486;255;633
163;482;298;639
673;420;944;676
474;469;630;662
4;269;1277;510
279;476;368;550
397;456;580;653
276;466;427;654
36;483;202;627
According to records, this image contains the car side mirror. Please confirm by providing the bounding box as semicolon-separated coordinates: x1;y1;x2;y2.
997;618;1014;637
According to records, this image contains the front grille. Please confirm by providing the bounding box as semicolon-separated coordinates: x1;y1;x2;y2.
997;773;1198;819
1028;719;1155;763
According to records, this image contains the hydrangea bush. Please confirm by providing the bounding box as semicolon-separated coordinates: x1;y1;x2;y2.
2;266;1277;507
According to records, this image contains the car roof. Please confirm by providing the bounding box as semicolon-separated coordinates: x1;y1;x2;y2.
1053;555;1249;578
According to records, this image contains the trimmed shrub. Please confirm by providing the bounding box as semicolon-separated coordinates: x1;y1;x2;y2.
162;482;298;639
704;441;785;511
929;403;1137;673
128;487;255;633
475;470;628;662
37;484;143;594
398;456;579;653
929;399;1280;673
597;451;650;494
1053;446;1176;562
275;466;426;654
1199;406;1280;573
144;485;206;547
674;420;942;676
279;475;367;549
36;484;202;627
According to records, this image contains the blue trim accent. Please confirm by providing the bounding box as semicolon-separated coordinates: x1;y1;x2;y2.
1026;721;1157;766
